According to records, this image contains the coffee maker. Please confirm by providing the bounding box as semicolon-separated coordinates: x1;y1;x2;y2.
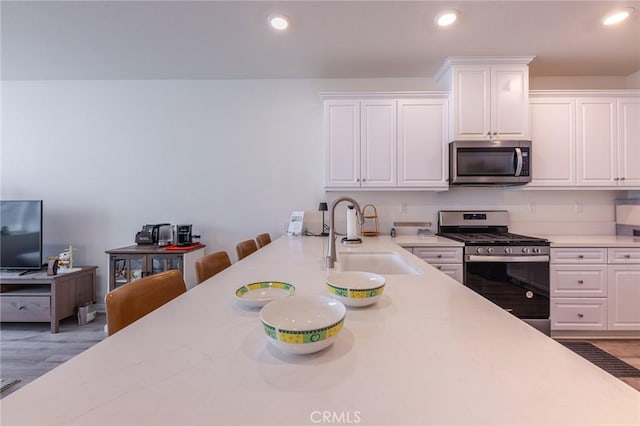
176;225;193;246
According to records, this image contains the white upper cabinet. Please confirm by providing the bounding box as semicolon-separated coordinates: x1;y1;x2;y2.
576;95;640;188
529;97;576;187
324;94;449;190
324;99;395;188
617;97;640;187
528;91;640;190
361;99;397;187
576;97;617;186
436;57;533;141
324;100;360;188
397;98;449;188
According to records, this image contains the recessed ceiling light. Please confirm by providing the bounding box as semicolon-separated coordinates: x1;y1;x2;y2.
269;14;290;31
602;7;634;26
435;10;458;27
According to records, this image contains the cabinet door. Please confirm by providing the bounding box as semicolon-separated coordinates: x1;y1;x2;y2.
528;97;576;186
397;99;448;187
617;97;640;186
451;65;491;140
148;254;183;276
576;97;617;186
490;65;529;139
361;100;396;187
608;264;640;330
110;254;146;289
325;100;360;187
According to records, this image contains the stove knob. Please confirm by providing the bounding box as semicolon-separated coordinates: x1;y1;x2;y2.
476;247;485;255
522;247;530;254
504;247;512;254
486;247;493;254
532;247;540;254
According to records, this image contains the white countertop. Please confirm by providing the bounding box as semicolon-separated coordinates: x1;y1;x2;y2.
543;234;640;248
2;236;638;425
391;234;464;247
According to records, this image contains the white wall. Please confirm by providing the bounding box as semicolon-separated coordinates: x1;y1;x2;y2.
0;77;627;306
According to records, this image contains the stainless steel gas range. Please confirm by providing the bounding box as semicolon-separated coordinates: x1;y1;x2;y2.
438;210;551;335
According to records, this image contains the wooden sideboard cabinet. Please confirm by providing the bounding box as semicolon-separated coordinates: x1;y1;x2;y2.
0;266;97;333
106;244;205;291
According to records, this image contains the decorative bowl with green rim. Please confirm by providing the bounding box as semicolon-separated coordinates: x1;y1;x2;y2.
259;295;346;355
235;281;295;308
326;271;385;307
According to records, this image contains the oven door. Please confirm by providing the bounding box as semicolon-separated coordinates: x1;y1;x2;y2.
464;254;550;320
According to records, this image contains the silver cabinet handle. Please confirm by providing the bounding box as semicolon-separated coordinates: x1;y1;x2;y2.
18;306;26;310
577;280;584;284
624;254;631;259
577;313;584;318
578;255;584;259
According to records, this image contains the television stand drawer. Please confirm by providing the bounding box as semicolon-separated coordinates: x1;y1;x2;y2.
0;295;51;322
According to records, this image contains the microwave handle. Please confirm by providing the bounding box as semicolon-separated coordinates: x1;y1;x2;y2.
514;147;523;176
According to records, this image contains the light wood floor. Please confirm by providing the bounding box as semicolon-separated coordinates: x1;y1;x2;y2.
1;313;108;397
1;315;639;399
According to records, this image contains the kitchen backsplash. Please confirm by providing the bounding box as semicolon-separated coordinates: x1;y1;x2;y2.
313;188;619;237
616;199;640;236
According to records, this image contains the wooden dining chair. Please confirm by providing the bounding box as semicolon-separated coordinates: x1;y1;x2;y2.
236;239;258;261
105;269;186;336
195;251;232;284
255;233;272;249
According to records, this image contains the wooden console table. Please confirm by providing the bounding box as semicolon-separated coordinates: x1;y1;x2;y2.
0;266;97;333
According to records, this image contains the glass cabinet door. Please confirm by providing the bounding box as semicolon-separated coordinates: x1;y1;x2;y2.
111;255;145;288
149;254;183;276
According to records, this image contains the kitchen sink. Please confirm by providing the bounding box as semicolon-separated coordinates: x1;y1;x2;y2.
337;252;422;275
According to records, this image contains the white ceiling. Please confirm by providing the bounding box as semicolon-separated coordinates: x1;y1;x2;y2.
2;0;639;80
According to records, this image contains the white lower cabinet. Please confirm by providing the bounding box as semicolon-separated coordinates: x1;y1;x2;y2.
607;260;640;331
551;298;608;330
409;246;463;283
551;247;640;334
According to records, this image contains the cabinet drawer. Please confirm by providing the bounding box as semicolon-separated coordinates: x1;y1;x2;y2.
551;298;607;330
550;265;607;297
550;248;607;264
0;296;51;322
608;248;640;264
413;247;463;263
431;263;463;283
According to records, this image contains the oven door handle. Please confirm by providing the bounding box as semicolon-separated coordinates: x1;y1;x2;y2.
514;147;523;176
465;255;550;263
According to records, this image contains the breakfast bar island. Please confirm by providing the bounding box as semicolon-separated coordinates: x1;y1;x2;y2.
1;236;638;425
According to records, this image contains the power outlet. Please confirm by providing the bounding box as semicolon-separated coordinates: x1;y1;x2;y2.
401;202;408;214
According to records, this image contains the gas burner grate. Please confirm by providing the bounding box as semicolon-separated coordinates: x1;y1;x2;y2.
440;232;548;245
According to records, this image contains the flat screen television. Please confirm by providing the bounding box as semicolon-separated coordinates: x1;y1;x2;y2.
0;200;43;271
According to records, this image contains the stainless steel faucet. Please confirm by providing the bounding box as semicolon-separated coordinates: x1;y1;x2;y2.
326;196;364;269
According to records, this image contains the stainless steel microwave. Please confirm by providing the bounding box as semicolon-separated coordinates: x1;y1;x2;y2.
449;140;532;186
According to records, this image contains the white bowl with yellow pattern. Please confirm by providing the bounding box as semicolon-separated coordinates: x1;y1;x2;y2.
259;295;346;355
326;271;385;307
235;281;295;308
